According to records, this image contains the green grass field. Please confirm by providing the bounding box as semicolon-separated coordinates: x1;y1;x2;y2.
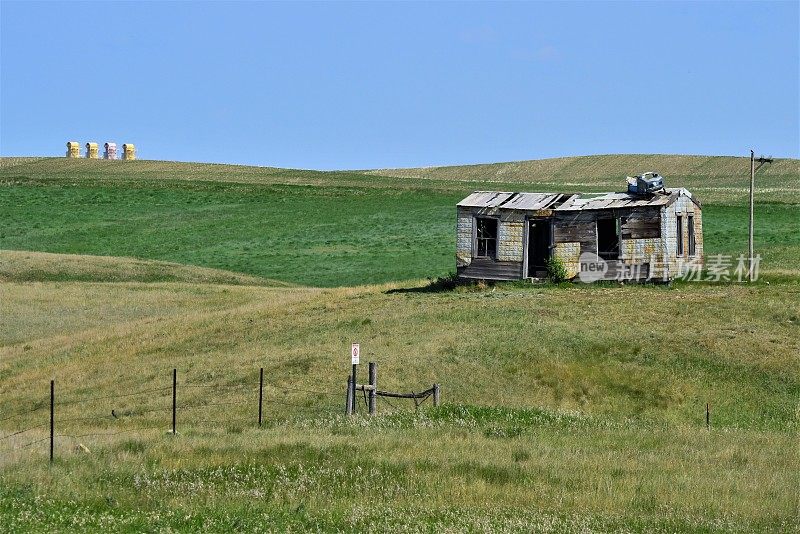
2;157;798;285
1;155;798;532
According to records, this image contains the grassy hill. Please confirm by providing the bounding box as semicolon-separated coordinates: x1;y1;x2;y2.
368;154;800;204
1;156;798;286
3;154;799;202
1;275;797;531
1;155;798;531
0;250;284;285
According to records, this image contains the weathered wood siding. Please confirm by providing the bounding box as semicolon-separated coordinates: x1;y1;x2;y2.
553;220;597;255
456;206;525;280
457;193;701;282
621;208;661;239
618;207;663;280
552;211;598;278
457;258;524;280
552;208;664;280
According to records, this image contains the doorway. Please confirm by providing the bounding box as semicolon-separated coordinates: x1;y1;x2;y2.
597;218;620;260
527;219;551;278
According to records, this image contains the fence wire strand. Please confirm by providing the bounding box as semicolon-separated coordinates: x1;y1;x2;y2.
0;422;47;440
2;373;353;456
60;386;171;406
180;400;251;410
114;405;171;417
181;383;259;393
19;436;49;449
58;425;165;440
192;418;254;426
0;403;46;423
266;384;339;397
0;436;49;452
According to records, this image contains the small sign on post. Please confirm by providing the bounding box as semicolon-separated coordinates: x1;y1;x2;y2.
351;343;360;365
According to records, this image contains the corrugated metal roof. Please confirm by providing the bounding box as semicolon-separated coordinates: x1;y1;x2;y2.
457;188;694;212
501;192;564;210
555;190;678;211
456;191;516;208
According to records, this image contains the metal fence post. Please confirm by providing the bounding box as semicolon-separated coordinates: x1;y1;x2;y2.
351;363;357;414
368;362;377;415
172;368;177;434
345;375;353;415
49;380;54;464
258;367;264;427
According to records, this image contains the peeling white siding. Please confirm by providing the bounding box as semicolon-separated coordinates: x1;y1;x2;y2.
498;221;524;262
661;196;703;278
554;242;580;278
456;208;472;267
456;191;702;282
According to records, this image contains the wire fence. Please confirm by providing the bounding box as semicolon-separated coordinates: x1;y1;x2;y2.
0;369;349;459
1;365;440;462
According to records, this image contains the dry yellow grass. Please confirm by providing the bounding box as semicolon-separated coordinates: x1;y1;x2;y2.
3;155;798;204
369;154;800;204
2;278;797;426
1;153;797;529
1;274;797;530
0;250;285;286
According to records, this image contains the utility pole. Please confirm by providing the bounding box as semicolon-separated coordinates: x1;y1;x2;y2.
748;150;773;282
749;150;754;281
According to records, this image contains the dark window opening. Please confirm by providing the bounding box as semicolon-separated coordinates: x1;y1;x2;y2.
597;218;619;260
688;215;695;256
475;218;498;259
677;215;684;256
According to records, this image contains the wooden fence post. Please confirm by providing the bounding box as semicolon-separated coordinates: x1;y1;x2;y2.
433;383;440;407
172;368;177;434
368;362;376;415
351;363;358;414
345;375;353;415
258;367;264;427
49;380;54;464
706;402;710;430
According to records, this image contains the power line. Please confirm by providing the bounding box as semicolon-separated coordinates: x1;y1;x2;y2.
748;150;774;282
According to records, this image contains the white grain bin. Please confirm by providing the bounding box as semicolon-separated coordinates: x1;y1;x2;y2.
104;142;118;160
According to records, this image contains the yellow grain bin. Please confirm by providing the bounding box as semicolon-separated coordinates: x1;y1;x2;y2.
122;143;136;160
85;142;99;159
104;142;117;160
66;141;81;158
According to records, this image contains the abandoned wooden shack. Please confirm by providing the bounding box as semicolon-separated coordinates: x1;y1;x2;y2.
456;187;702;282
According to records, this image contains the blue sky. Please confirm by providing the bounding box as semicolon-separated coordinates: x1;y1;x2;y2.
1;1;797;169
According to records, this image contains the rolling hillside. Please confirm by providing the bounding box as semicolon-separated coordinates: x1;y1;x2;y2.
0;250;285;285
1;155;798;531
369;153;800;204
1;269;798;531
1;155;798;286
3;154;798;203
